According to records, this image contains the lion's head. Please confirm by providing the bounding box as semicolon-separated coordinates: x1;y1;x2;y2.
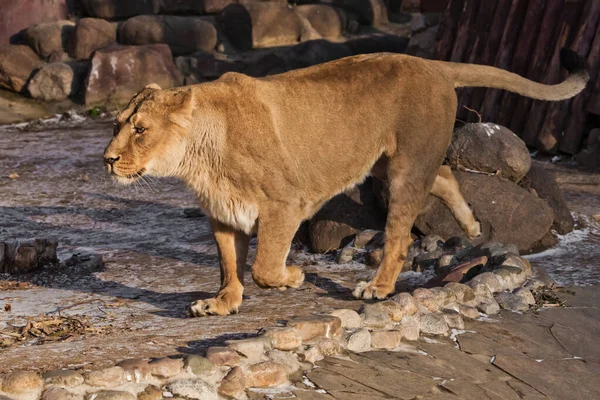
103;83;194;184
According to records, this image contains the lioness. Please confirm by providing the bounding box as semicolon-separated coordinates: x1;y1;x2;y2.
104;50;587;317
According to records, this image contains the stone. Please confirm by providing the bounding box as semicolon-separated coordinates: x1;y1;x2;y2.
12;244;38;273
119;15;217;56
220;3;303;51
27;63;74;101
70;18;116;60
367;248;384;267
166;379;218;400
41;387;82;400
43;369;84;387
259;327;302;351
115;358;152;382
347;329;372;353
24;21;75;58
82;0;159;18
336;246;356;264
206;346;241;367
0;44;43;92
416;172;555;252
226;337;268;363
412;288;445;312
443;311;465;329
467;272;503;294
246;362;288;388
495;292;530;312
137;385;163;400
390;292;419;316
314;337;342;356
420;235;445;252
458;304;480;319
2;371;44;395
361;300;404;325
477;299;500;315
302;345;325;364
184;355;216;377
84;366;126;388
515;288;536;305
437;254;457;272
353;230;384;248
175;53;241;81
330;309;363;329
149;357;183;378
418;313;450;336
294;5;343;39
84;44;183;107
90;391;136;400
370;330;403;349
398;315;420;341
334;0;388;26
521;163;574;234
287;315;341;341
413;248;444;271
501;255;532;277
218;366;245;399
447;123;531;182
266;350;301;374
494;267;527;291
0;0;69;45
444;282;476;304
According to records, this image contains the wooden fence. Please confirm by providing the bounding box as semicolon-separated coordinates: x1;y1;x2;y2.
434;0;600;155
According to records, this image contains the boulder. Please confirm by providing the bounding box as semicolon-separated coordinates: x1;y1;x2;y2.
333;0;388;26
175;53;242;81
0;44;43;92
575;128;600;169
119;15;217;55
82;0;160;18
415;172;554;253
0;0;70;45
160;0;236;14
27;63;74;101
23;21;75;59
446;123;532;182
219;3;303;51
84;44;183;107
70;18;117;60
520;163;574;234
345;34;410;55
308;179;385;253
294;5;343;39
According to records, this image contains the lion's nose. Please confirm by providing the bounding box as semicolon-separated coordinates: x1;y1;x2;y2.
104;155;120;166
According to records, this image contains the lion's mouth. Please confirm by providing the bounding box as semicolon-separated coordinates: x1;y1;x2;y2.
125;168;146;179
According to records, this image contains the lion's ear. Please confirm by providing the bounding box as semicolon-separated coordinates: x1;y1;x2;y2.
169;90;195;129
145;83;162;90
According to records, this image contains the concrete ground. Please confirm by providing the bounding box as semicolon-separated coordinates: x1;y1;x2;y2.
1;118;599;399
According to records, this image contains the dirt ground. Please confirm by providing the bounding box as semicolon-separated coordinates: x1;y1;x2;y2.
0;118;598;373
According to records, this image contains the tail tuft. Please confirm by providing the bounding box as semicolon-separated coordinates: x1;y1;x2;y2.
560;48;585;74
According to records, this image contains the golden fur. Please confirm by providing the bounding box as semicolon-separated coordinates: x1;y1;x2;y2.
104;53;587;316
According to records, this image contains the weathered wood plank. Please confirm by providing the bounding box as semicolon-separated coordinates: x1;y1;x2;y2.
434;0;466;61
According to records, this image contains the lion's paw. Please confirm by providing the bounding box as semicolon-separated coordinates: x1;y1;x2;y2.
283;265;305;289
353;281;393;300
187;288;242;317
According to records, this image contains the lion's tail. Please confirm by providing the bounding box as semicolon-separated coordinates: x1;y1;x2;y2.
436;48;589;101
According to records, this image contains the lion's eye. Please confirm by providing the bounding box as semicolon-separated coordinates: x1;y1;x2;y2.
135;127;146;134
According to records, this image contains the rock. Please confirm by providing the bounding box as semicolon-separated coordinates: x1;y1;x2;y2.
334;0;388;26
467;272;503;294
477;299;500;315
43;370;84;387
447;123;531;182
206;346;241;367
90;391;136;400
166;379;218;400
361;301;405;326
418;313;450;336
336;246;356;264
501;255;532;277
27;63;74;101
457;304;479;319
521;163;574;234
426;256;488;287
24;20;75;58
226;337;268;364
390;292;419;316
220;3;303;51
345;34;410;55
412;288;445;312
353;230;384;248
294;5;343;39
70;18;117;60
397;315;420;341
82;0;159;18
444;282;476;304
443;236;473;252
266;350;301;374
2;371;44;395
84;366;126;388
442;311;465;329
218;366;245;400
0;44;43;92
287;315;341;341
370;330;403;349
347;329;372;352
175;53;241;81
119;15;217;55
406;25;439;59
184;355;216;377
420;235;444;252
367;248;384;268
576;128;600;169
259;327;302;351
494;267;527;291
84;44;183;108
41;387;82;400
495;292;530;312
416;172;554;252
12;244;38;273
0;0;70;46
413;248;444;271
137;385;163;400
514;288;536;305
302;345;325;364
330;309;363;329
246;362;288;388
314;337;342;356
149;357;183;379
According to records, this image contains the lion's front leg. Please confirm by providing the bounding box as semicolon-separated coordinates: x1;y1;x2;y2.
187;218;249;317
